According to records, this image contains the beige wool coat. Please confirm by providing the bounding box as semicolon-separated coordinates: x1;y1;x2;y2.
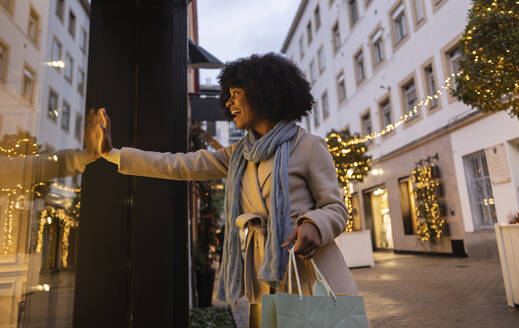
112;127;359;303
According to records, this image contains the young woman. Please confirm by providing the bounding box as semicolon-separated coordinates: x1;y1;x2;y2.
88;53;359;327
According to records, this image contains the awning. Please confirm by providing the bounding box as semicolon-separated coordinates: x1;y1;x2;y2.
190;93;227;121
188;39;224;69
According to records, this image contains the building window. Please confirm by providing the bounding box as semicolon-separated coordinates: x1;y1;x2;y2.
22;65;35;103
348;0;359;26
78;68;85;95
65;53;74;82
314;102;320;128
48;88;59;121
371;29;384;66
51;37;62;69
309;59;317;84
463;150;497;230
336;71;346;102
361;112;372;136
28;8;40;43
317;46;325;73
354;50;366;83
304;116;311;132
75;113;83;140
448;47;462;89
299;36;305;59
380;98;392;127
398;177;418;235
332;21;341;53
68;10;77;38
80;27;88;53
0;41;8;82
306;21;313;45
314;5;321;31
56;0;65;22
61;100;71;131
412;0;425;25
432;0;448;13
424;65;439;108
402;80;419;120
1;0;13;13
391;2;408;46
322;91;330;119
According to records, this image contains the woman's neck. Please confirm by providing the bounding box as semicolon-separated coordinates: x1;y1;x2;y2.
253;119;277;136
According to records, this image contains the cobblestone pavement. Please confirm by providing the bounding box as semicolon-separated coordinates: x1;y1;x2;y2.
220;251;519;328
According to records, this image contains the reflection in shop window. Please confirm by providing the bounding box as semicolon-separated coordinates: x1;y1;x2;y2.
78;69;85;95
51;37;63;70
351;193;362;231
0;41;8;82
75;113;82;140
48;88;59;121
61;100;71;131
65;52;74;82
80;27;88;53
22;65;35;103
68;10;77;39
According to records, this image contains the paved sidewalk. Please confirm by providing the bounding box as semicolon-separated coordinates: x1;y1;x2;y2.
223;251;519;328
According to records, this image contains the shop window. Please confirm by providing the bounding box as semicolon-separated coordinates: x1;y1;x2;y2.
399;177;418;235
364;187;394;249
463;150;497;230
351;193;362;231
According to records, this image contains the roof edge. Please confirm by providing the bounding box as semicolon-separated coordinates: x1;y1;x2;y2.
280;0;309;54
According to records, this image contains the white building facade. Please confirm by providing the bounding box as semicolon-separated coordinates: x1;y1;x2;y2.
282;0;519;257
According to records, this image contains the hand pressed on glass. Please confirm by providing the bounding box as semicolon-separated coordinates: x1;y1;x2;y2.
85;108;112;158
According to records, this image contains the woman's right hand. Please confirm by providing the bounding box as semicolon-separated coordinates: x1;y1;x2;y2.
98;108;113;157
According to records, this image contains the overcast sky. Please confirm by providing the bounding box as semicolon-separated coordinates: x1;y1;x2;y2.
197;0;301;86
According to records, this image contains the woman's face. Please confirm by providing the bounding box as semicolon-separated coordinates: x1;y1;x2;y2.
225;87;258;130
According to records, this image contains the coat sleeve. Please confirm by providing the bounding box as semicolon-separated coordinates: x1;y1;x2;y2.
118;144;235;181
296;137;348;245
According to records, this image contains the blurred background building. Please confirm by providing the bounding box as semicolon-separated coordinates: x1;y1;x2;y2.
282;0;519;258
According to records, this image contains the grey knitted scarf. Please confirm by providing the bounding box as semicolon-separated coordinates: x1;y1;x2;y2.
216;120;298;305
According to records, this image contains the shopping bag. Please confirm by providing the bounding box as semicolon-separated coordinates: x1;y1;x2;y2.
260;247;369;328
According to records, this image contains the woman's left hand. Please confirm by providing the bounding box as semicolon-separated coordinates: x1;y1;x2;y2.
281;222;322;259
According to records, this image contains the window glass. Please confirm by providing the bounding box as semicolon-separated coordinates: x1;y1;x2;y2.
337;72;346;102
332;22;341;52
0;4;90;325
317;46;325;72
321;91;330;119
314;6;321;30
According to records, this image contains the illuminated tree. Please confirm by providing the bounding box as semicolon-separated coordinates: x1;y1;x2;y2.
325;129;371;231
453;0;519;117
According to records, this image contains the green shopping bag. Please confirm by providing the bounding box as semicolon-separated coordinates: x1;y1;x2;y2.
260;247;369;328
